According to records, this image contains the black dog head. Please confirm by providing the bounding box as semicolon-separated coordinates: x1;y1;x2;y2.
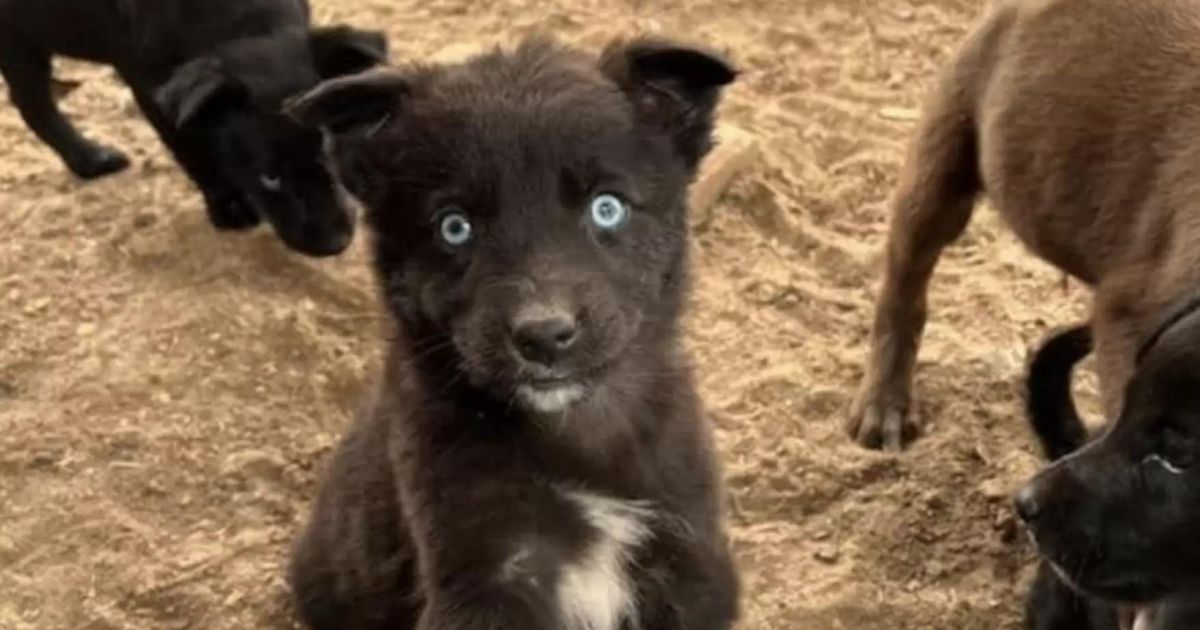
1017;305;1200;605
288;37;735;414
156;26;387;256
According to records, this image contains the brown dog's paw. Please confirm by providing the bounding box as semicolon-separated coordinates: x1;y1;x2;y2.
846;386;920;452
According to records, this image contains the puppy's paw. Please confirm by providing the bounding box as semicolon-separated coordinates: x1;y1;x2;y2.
846;384;919;452
203;190;261;231
66;144;130;180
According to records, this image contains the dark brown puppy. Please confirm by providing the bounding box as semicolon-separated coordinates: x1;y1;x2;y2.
285;38;739;630
849;0;1200;450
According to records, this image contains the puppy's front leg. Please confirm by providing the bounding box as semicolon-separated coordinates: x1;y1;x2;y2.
848;72;981;451
398;451;572;630
408;506;564;630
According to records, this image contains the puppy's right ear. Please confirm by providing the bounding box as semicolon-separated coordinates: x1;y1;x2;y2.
285;67;409;135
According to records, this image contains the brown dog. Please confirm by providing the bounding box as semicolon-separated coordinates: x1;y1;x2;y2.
850;0;1200;450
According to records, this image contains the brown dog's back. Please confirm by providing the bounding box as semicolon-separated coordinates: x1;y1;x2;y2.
850;0;1200;448
973;0;1200;287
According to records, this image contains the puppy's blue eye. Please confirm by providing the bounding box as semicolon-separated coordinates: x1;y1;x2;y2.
588;193;630;231
260;174;283;192
439;209;473;247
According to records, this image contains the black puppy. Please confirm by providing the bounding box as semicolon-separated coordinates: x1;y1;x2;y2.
0;0;387;256
284;37;740;630
1020;307;1200;630
1023;325;1120;630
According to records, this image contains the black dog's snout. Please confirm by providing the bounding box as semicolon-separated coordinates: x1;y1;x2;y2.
512;312;579;365
1015;484;1043;523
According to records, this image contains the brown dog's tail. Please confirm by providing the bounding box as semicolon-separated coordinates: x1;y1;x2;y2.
1026;325;1093;461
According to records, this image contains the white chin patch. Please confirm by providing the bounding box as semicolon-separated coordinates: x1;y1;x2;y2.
517;383;586;414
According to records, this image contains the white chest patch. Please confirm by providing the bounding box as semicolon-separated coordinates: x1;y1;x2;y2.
1131;606;1157;630
556;490;655;630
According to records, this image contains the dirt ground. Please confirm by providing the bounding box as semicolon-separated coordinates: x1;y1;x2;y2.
0;0;1103;628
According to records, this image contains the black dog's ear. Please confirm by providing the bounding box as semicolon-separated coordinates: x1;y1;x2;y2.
285;67;408;135
155;57;247;128
599;38;737;167
1137;291;1200;364
310;26;389;78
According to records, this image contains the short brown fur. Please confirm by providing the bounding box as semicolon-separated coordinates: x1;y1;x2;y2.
850;0;1200;450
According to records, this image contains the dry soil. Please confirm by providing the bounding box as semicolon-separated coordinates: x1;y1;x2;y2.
0;1;1099;628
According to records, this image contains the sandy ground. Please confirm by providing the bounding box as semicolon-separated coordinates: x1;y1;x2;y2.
0;0;1103;628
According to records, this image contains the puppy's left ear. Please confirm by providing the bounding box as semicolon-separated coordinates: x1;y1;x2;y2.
600;39;737;168
155;57;248;128
310;26;389;78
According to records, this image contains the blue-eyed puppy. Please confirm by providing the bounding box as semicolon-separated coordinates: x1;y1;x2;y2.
285;37;740;630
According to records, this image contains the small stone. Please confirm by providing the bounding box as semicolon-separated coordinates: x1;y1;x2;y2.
814;546;840;564
220;449;287;484
133;213;156;229
879;106;920;122
977;477;1013;502
431;42;488;65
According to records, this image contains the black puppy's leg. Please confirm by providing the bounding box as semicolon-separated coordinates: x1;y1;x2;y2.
0;42;129;179
128;87;260;230
667;547;740;630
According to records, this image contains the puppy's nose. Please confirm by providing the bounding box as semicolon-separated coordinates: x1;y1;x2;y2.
1015;484;1043;523
512;313;579;365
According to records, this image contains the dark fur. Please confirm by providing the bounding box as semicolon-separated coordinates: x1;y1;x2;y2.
1023;325;1120;630
286;38;739;630
0;0;387;256
1027;325;1093;461
849;0;1200;451
1020;308;1200;627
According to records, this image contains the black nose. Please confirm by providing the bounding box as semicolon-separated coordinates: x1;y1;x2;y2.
512;313;579;365
1015;484;1042;523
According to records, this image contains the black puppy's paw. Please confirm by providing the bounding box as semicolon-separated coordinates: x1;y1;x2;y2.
203;190;261;230
66;144;131;180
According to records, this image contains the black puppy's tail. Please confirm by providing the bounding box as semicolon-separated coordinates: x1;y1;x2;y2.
1026;325;1093;461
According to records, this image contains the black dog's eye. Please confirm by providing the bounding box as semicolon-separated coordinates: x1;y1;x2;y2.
1160;423;1195;470
260;174;283;192
438;207;474;247
587;193;630;232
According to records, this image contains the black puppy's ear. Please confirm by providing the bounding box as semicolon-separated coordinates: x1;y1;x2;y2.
285;67;408;135
155;57;246;128
599;38;737;167
310;26;389;78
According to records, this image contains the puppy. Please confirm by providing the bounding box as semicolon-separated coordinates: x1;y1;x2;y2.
1019;303;1200;629
849;0;1200;449
285;38;740;630
1023;325;1121;630
0;0;387;256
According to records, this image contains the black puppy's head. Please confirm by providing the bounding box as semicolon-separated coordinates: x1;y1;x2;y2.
288;37;735;414
1017;304;1200;605
155;26;387;256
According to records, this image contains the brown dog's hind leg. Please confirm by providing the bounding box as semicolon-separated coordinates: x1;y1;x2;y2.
848;64;983;451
